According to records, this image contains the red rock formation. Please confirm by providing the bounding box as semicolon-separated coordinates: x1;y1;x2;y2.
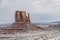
26;13;31;23
20;11;26;23
0;10;42;34
15;11;21;22
15;11;31;23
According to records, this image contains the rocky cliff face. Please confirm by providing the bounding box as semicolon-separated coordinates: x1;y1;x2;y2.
15;11;31;23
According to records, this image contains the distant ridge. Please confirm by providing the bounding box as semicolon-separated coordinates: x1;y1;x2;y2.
32;21;60;25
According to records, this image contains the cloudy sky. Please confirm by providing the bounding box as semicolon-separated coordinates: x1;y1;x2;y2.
0;0;60;24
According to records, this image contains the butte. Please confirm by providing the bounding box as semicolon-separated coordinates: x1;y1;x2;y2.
1;10;42;34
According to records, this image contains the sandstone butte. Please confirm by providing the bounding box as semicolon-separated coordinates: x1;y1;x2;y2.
0;10;43;34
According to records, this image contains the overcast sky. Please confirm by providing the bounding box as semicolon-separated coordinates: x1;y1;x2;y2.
0;0;60;24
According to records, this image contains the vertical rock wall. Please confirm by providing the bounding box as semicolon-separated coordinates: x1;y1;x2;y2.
15;11;21;22
15;11;31;23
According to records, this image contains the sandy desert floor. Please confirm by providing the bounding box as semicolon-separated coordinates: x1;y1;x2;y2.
0;27;60;40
